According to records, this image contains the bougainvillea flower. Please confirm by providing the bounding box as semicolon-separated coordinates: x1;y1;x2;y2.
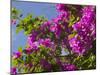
56;4;67;12
40;59;52;71
32;41;40;50
62;63;77;71
50;25;57;32
11;67;17;75
13;51;22;59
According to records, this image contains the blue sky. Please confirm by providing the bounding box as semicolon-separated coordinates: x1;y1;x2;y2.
12;1;58;52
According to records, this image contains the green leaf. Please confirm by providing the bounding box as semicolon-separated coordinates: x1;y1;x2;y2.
18;46;23;53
